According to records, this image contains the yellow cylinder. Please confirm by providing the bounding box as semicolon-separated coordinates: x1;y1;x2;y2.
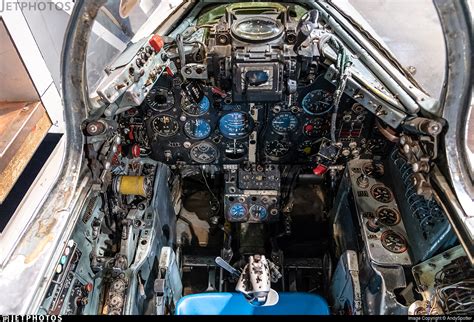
116;175;148;197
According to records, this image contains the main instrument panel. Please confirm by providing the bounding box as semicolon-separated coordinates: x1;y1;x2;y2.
125;76;378;166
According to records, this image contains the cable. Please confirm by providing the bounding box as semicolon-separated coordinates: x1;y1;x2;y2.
319;34;353;143
200;167;220;213
175;34;186;68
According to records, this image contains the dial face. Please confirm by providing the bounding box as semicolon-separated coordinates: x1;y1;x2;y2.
146;87;174;112
265;140;290;158
181;95;210;116
381;230;408;253
271;113;299;134
370;184;394;203
303;118;327;138
152;115;179;137
298;140;319;157
376;207;401;226
189;141;218;164
232;17;283;42
363;161;385;178
228;203;247;220
184;118;211;140
302;89;334;115
249;204;268;221
218;112;253;139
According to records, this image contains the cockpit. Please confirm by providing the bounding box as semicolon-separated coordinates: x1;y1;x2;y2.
0;0;472;316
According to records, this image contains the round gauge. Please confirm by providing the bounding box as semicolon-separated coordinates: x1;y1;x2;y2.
181;95;210;116
381;230;408;253
265;140;290;158
249;205;268;221
231;17;284;42
363;161;385;178
218;112;253;139
376;207;401;226
189;141;218;164
225;141;247;160
298;140;319;157
184;118;211;140
271;112;299;134
146;87;174;112
370;184;394;203
303;118;326;138
152;115;179;137
301;89;334;115
228;203;248;220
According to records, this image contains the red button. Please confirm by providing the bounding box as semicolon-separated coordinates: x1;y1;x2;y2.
165;66;174;76
211;86;227;98
132;144;140;158
83;282;93;293
149;34;164;52
313;164;328;176
304;124;314;133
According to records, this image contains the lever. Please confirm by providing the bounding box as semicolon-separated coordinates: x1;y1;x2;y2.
215;257;240;278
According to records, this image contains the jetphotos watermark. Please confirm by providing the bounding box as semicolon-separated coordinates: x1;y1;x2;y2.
0;0;74;13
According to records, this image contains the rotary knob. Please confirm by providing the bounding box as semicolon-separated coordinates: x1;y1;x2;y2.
357;174;370;188
366;217;380;233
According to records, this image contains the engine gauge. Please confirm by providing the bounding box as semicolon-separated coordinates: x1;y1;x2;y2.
376;207;401;226
370;184;394;203
264;140;290;158
218;112;253;139
189;141;218;164
271;112;298;134
184;118;211;140
249;205;268;221
152;115;179;137
301;89;334;115
362;161;385;178
146;87;174;112
228;203;248;220
181;95;210;116
381;230;408;253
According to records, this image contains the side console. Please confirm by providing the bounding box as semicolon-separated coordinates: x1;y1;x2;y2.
331;159;413;315
347;159;411;266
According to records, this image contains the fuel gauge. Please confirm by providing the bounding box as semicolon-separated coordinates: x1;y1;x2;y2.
381;230;408;253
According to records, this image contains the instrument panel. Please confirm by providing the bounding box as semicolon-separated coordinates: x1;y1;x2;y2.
348;159;412;266
131;75;376;166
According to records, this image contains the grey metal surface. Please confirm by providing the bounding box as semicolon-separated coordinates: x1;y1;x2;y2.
19;5;70;91
347;159;412;266
0;20;38;101
345;0;446;99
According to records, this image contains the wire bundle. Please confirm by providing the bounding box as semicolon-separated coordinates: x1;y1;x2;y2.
434;257;474;315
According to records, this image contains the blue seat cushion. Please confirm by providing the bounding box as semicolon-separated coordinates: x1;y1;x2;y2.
175;292;330;315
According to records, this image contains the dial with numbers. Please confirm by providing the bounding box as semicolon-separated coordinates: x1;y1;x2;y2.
250;204;268;221
184;118;211;140
381;230;407;253
181;95;210;116
302;89;334;115
228;203;248;220
271;112;298;134
376;207;400;226
370;184;393;203
264;140;290;158
152;115;179;137
189;141;218;164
